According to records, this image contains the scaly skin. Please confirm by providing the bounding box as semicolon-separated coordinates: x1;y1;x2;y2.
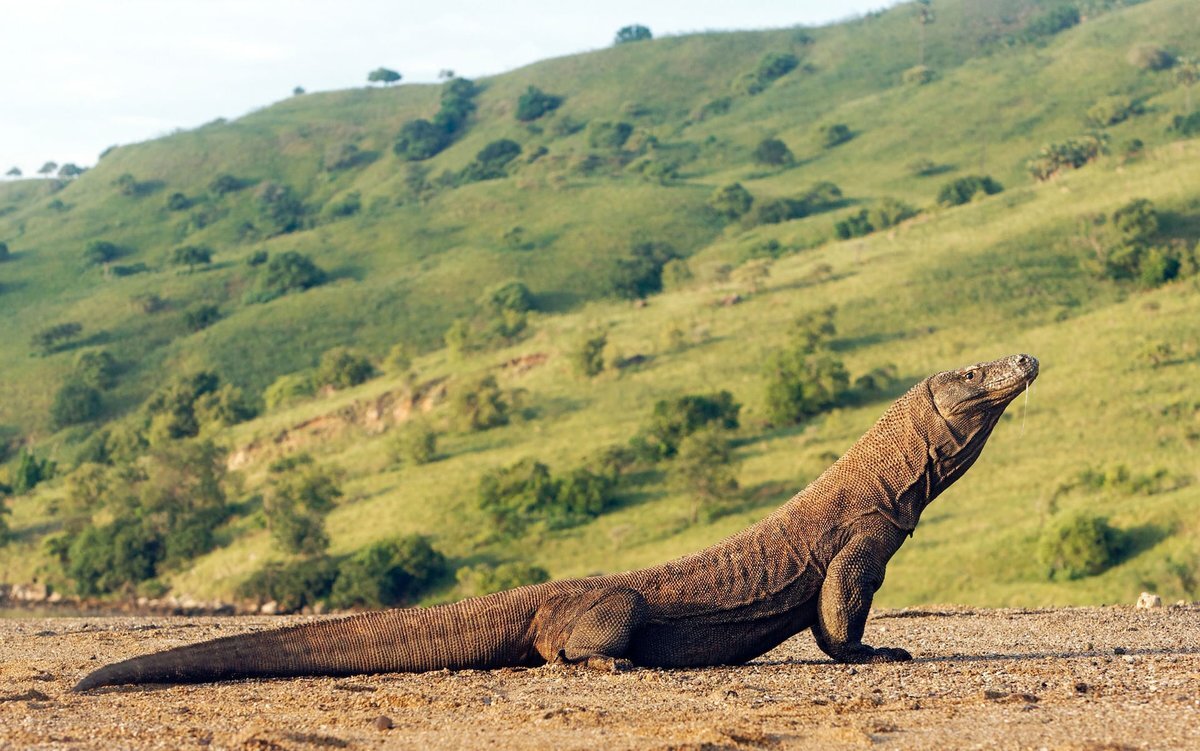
74;353;1039;691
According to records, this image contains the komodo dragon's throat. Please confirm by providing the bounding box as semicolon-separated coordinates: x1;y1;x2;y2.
75;353;1039;691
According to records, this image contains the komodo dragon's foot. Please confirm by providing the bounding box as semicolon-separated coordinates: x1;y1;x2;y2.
834;645;913;664
583;656;635;673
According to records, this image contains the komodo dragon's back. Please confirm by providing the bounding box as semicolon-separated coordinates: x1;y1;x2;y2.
75;353;1039;691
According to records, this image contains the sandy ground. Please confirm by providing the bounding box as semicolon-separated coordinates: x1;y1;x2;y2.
1;606;1197;750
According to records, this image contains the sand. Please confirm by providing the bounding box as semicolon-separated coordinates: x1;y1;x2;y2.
1;606;1197;750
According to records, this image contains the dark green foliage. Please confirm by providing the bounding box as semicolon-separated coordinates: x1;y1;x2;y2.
1086;96;1143;127
171;244;213;271
479;458;618;535
588;121;634;149
572;331;607;377
184;304;221;332
393;119;448;161
58;163;85;179
112;173;150;197
66;518;161;596
247;250;268;266
1025;5;1080;40
937;174;1004;205
463;139;522;181
254;250;326;301
735;51;800;95
367;67;401;85
480;280;535;314
609;241;681;299
555;467;618;519
764;350;850;426
836;198;918;239
516;86;563;122
640;391;740;459
614;25;652;44
1171;112;1200;136
323;144;376;172
1128;44;1175;71
31;321;83;355
1087;198;1191;287
264;455;343;556
1039;512;1126;580
435;77;479;135
315;347;376;389
257;182;306;234
51;380;102;428
138;441;231;566
456;561;550;597
144;371;220;440
818;123;853;148
451;375;509;431
0;241;9;262
708;183;754;220
12;450;55;495
328;536;447;609
327;191;361;218
238;557;339;612
208;174;248;196
753;138;794;166
670;428;740;523
165;192;191;211
835;210;874;240
1028;136;1105;180
194;383;258;427
74;350;118;390
743;182;843;227
392;421;437;466
84;240;119;266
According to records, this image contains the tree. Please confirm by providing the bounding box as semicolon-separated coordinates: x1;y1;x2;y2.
184;304;221;332
937;174;1003;205
671;428;740;523
84;240;119;266
451;375;509;431
37;161;58;176
11;450;55;495
367;67;402;86
170;244;213;272
328;536;447;609
208;173;246;196
515;86;563;122
392;421;437;466
609;241;681;299
264;456;343;556
708;183;754;220
753;137;794;166
256;250;326;300
315;347;376;389
480;280;535;314
572;331;607;377
764;350;849;426
165;192;191;211
58;163;85;179
51;380;102;427
31;321;83;355
393;119;448;161
5;167;20;178
293;85;305;96
818;123;853;148
74;350;119;390
640;391;741;459
144;370;221;440
614;25;652;44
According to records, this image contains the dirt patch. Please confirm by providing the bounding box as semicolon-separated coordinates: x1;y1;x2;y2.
2;606;1198;749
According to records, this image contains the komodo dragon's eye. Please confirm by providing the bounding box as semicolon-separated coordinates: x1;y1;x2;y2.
963;369;978;382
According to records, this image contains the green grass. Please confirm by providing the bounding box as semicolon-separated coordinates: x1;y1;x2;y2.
1;0;1198;607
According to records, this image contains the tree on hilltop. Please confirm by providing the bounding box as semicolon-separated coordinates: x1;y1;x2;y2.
615;25;652;45
37;161;58;177
5;167;20;178
368;67;402;86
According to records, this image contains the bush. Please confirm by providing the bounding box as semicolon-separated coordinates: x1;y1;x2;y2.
31;321;83;355
671;428;740;523
144;371;220;440
209;174;248;196
66;518;161;595
392;421;437;466
11;450;55;495
326;191;361;218
1086;96;1143;127
742;182;843;227
1128;44;1175;71
572;331;608;377
614;25;652;44
834;210;874;240
734;52;799;95
238;557;339;612
256;182;306;234
315;347;376;390
194;383;258;428
451;375;509;431
479;280;535;314
1039;512;1126;580
51;380;102;428
263;372;316;410
764;351;849;427
1025;5;1080;39
462;139;522;181
478;458;617;535
608;241;681;299
1171;112;1200;137
1027;136;1105;181
937;174;1004;206
818;123;853;148
753;138;793;166
84;240;119;266
328;536;447;609
902;65;934;85
264;456;343;556
516;86;563;122
639;391;740;459
171;244;213;271
74;350;118;390
456;561;550;597
165;192;191;211
184;303;221;332
254;250;326;301
394;119;448;161
588;121;633;149
708;183;754;220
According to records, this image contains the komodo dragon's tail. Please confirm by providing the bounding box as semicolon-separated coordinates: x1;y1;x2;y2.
73;591;542;691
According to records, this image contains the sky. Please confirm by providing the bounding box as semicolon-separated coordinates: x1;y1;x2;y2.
0;0;896;176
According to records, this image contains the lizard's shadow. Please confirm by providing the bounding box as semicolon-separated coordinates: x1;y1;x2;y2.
754;645;1200;667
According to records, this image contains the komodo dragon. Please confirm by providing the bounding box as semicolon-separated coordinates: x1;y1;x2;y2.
74;353;1039;691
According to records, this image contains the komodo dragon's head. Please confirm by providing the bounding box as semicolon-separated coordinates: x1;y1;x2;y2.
920;353;1039;485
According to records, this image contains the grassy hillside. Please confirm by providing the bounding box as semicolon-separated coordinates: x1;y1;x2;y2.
1;0;1198;608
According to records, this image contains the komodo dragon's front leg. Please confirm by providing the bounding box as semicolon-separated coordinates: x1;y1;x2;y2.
813;536;912;664
533;587;649;670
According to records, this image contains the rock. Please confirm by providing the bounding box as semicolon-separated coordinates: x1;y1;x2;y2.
1113;646;1127;655
260;600;279;615
1136;592;1162;609
373;715;394;731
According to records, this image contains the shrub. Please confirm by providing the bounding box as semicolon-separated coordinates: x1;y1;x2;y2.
1039;512;1126;580
257;182;306;234
516;86;563;122
639;391;740;459
247;250;269;266
194;383;258;427
708;183;754;220
1086;96;1143;127
735;51;799;95
74;350;118;390
264;456;343;556
902;65;934;85
1128;44;1174;71
1171;112;1200;137
764;351;849;426
238;557;339;612
51;380;102;428
835;210;874;240
165;192;191;211
572;331;607;377
588;121;633;149
171;244;213;271
614;25;652;44
478;459;617;535
326;191;361;218
451;375;509;431
209;174;248;196
11;450;55;495
315;347;376;389
264;372;316;410
662;258;694;288
184;303;221;332
392;421;437;466
818;123;853;148
394;119;448;161
753;138;793;166
328;536;447;609
66;518;161;595
1025;5;1080;39
463;139;522;181
1027;136;1105;181
743;182;842;227
31;321;83;355
608;241;681;299
84;240;119;266
671;428;740;523
479;280;535;314
254;250;326;301
937;174;1004;205
456;561;550;597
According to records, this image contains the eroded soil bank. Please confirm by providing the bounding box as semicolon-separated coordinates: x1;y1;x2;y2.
1;606;1197;750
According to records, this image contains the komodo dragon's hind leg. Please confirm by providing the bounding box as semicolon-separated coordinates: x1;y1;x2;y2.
533;587;649;670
